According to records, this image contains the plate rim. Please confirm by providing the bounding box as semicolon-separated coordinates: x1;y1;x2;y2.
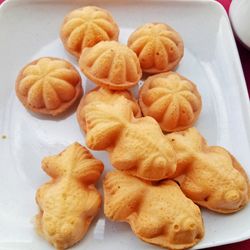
0;0;250;249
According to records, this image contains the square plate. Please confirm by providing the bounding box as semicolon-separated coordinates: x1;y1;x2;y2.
0;0;250;249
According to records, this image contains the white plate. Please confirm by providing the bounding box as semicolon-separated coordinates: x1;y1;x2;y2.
0;0;250;249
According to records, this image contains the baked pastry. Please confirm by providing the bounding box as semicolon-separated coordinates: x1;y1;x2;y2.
35;143;104;249
77;87;141;132
104;171;204;249
128;23;184;73
78;91;176;180
167;128;249;213
139;72;202;132
16;57;82;116
79;41;142;90
60;6;119;58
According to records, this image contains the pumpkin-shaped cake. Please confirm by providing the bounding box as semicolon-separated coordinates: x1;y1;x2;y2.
128;23;184;73
139;72;202;132
79;41;142;90
60;6;119;58
16;57;82;116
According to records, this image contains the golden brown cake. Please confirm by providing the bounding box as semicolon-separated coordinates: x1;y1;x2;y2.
139;72;202;132
128;23;184;73
78;91;176;180
79;41;142;90
76;87;141;132
15;57;82;116
167;128;250;213
60;6;119;58
35;143;104;250
104;171;204;249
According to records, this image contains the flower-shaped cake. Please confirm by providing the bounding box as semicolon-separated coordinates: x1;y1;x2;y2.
60;6;119;58
139;72;202;132
79;41;142;90
128;23;184;73
16;57;82;116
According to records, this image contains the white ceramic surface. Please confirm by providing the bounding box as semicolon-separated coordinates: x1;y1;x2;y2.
0;0;250;249
229;0;250;48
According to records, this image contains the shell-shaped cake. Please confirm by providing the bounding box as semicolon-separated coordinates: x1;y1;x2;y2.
78;91;177;181
35;143;104;250
139;72;202;132
128;23;184;73
167;128;250;213
60;6;119;58
104;171;204;249
16;57;82;116
79;41;142;90
77;87;141;132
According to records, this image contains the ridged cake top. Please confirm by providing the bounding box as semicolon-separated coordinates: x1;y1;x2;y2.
16;57;82;116
61;6;119;57
128;23;184;73
79;41;142;90
139;72;202;132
